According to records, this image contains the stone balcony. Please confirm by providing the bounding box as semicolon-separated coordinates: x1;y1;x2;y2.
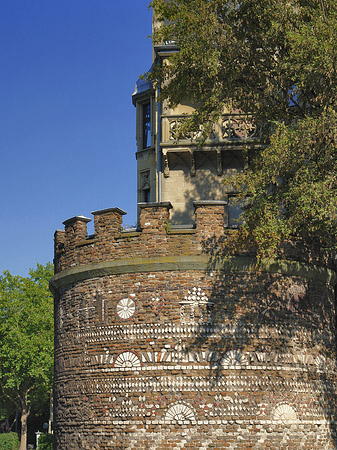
161;113;261;177
161;112;260;145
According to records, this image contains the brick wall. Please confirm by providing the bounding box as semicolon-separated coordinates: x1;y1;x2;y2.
52;202;337;449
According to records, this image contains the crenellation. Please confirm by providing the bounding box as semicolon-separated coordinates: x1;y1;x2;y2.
194;201;227;240
53;202;336;278
54;202;229;273
139;202;172;234
63;215;91;245
91;207;126;240
54;229;65;246
58;216;92;269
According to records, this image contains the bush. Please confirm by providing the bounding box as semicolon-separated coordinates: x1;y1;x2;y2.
0;432;20;450
38;433;53;450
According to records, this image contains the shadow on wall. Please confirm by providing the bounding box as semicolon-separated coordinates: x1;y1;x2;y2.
185;234;337;445
167;150;244;225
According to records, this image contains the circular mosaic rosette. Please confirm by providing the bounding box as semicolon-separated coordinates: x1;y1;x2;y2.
116;297;136;319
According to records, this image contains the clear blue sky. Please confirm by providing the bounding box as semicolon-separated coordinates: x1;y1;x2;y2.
0;1;153;276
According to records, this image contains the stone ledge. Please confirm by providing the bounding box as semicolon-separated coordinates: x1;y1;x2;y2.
63;215;91;226
167;229;196;235
91;207;127;216
116;232;142;240
50;255;336;292
76;238;96;247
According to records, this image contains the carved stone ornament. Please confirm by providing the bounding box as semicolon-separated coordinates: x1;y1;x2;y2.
140;170;150;189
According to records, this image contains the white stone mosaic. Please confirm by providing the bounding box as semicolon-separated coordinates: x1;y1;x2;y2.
76;322;334;350
147;292;167;315
180;287;212;324
116;296;136;320
58;345;335;375
221;350;249;367
114;351;141;369
164;402;196;423
273;403;298;423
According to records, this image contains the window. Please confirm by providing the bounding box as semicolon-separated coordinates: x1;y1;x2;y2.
143;188;150;203
140;170;151;203
228;195;243;228
142;102;151;148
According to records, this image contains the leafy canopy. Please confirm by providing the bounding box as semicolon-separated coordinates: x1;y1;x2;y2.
0;263;54;414
150;0;337;256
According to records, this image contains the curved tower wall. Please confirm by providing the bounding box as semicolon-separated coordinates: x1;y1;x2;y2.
51;202;337;449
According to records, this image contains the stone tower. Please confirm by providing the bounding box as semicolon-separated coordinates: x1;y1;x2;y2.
51;9;337;450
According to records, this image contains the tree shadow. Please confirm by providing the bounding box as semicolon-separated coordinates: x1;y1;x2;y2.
162;143;337;445
166;149;244;225
186;233;337;446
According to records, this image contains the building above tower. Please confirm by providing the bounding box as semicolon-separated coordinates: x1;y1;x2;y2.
132;19;260;225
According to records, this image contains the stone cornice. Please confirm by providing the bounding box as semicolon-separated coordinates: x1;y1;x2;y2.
50;255;336;293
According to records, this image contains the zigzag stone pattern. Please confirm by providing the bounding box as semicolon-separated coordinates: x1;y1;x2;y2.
51;203;337;449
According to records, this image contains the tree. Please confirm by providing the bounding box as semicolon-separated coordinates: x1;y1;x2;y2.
150;0;337;257
0;263;54;450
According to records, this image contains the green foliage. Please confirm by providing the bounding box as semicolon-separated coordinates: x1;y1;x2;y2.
0;433;20;450
0;400;13;424
0;263;54;446
233;111;337;257
150;0;337;256
37;433;53;450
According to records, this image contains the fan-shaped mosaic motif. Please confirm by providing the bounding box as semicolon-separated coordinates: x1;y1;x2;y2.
221;349;248;366
114;351;141;369
165;403;196;423
116;297;136;319
273;403;297;422
314;355;326;370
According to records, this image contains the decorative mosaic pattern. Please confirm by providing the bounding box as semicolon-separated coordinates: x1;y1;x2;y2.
55;374;336;402
221;350;249;367
273;403;298;423
114;351;141;369
165;402;196;423
54;381;326;424
76;322;334;348
180;287;212;324
57;344;336;375
117;393;135;418
147;292;167;315
116;296;136;320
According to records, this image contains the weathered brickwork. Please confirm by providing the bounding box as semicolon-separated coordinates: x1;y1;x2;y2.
51;202;337;449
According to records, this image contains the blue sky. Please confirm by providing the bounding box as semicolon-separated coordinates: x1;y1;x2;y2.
0;1;153;276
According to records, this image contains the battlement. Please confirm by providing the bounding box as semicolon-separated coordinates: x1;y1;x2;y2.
54;201;229;273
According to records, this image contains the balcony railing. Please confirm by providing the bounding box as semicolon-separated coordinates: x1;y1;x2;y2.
161;113;259;146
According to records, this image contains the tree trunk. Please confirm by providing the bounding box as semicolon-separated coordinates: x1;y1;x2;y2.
20;396;30;450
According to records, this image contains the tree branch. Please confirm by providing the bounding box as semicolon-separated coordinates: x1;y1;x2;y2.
320;0;328;24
